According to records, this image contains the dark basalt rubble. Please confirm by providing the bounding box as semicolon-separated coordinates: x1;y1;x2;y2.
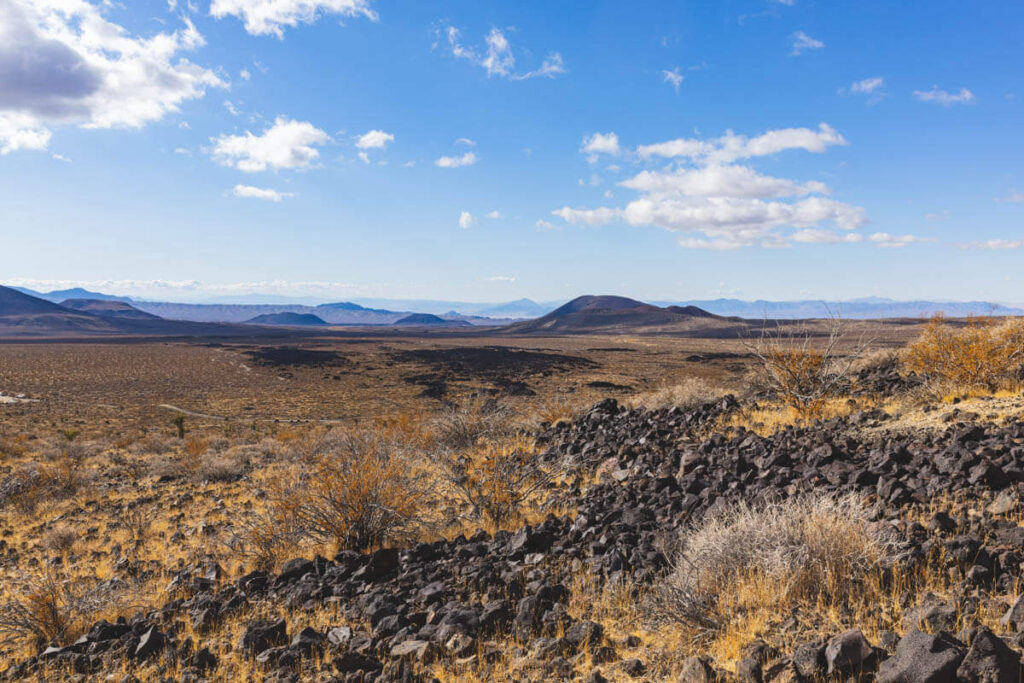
8;397;1024;682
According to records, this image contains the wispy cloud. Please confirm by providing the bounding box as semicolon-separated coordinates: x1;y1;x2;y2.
913;86;975;106
442;26;566;80
210;0;378;38
791;31;824;56
663;67;684;92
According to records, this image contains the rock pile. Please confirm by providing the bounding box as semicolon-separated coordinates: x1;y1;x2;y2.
8;398;1024;681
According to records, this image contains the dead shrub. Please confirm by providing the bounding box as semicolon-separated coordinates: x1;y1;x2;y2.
0;465;53;514
275;428;430;552
228;508;304;572
630;377;730;412
180;437;209;473
647;493;900;632
42;525;77;556
905;315;1024;394
744;317;868;419
107;504;153;552
431;396;511;451
441;434;559;527
130;434;175;456
195;453;246;482
0;570;111;649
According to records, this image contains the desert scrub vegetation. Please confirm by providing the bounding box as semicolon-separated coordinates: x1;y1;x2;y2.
270;427;432;552
646;493;901;633
629;376;731;411
440;433;560;528
0;569;112;650
744;317;869;419
905;315;1024;395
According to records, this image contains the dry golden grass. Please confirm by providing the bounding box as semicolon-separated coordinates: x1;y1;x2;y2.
629;376;732;412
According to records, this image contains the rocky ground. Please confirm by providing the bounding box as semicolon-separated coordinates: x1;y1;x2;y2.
7;375;1024;682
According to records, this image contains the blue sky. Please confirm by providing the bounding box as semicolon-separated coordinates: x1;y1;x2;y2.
1;0;1023;303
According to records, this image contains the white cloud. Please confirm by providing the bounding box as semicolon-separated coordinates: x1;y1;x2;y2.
232;184;294;201
535;219;559;231
637;123;846;163
620;165;829;199
850;77;883;94
791;31;824;56
555;124;866;249
458;211;475;229
0;0;223;154
210;116;330;172
210;0;377;38
663;68;684;92
961;239;1024;250
240;68;252;80
791;228;863;244
913;86;975;106
997;190;1024;203
224;100;240;116
443;26;565;80
485;210;503;219
869;232;922;248
482;275;515;282
358;151;370;164
552;206;623;226
455;137;476;146
356;129;394;150
435;151;477;168
581;132;620;157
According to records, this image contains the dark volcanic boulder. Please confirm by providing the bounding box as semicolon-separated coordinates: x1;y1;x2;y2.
239;619;288;655
876;629;964;683
957;627;1022;683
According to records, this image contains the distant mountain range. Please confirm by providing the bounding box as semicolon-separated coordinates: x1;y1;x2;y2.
7;286;1024;323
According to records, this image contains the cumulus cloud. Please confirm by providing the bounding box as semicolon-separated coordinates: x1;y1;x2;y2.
458;211;475;229
791;31;824;56
443;26;565;80
620;165;829;199
210;0;377;38
485;210;503;219
869;232;922;248
232;184;294;201
435;152;477;168
914;86;975;106
636;123;846;163
356;129;394;150
0;0;223;154
663;68;684;92
581;132;620;157
554;124;871;249
211;116;330;172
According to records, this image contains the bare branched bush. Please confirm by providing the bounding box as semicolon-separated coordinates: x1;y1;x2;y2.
744;317;868;418
42;525;77;556
647;493;900;632
275;428;430;552
107;504;153;552
441;434;560;527
431;396;511;451
228;509;304;572
630;377;730;412
905;315;1024;394
0;570;111;649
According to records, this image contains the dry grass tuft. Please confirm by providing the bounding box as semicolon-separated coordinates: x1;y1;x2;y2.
647;493;900;633
630;377;731;412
